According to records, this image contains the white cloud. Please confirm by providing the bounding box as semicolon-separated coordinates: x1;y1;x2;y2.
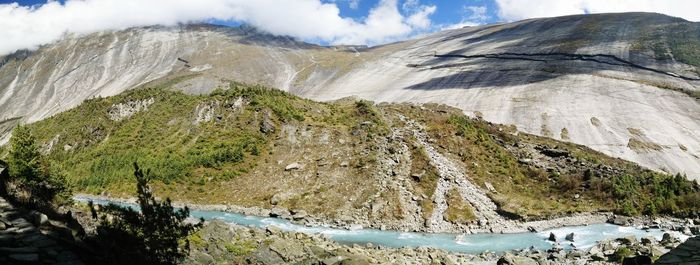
407;5;437;29
465;5;489;22
440;5;490;30
0;0;436;55
495;0;700;22
349;0;360;9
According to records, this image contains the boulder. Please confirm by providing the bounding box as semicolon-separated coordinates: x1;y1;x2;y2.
660;233;679;247
589;245;606;261
497;252;539;265
547;232;557;242
285;163;302;171
617;235;637;245
565;232;575;242
292;210;307;221
641;236;655;245
266;226;282;236
610;215;630;226
268;239;305;262
31;212;49;227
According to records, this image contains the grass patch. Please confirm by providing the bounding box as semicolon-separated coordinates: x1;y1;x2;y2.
224;240;257;256
627;138;663;153
407;142;440;220
444;188;476;223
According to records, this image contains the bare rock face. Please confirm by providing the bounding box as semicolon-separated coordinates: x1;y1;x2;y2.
0;13;698;179
193;101;219;125
107;98;154;121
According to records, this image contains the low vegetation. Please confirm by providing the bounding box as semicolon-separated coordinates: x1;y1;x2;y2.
392;104;699;219
444;188;476;223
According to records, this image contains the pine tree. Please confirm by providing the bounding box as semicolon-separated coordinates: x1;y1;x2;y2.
92;162;202;265
6;125;70;205
7;125;41;182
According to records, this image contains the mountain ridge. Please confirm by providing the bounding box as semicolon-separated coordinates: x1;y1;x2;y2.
0;12;698;179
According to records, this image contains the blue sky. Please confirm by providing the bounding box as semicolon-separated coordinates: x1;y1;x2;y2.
0;0;502;29
0;0;698;55
206;0;501;32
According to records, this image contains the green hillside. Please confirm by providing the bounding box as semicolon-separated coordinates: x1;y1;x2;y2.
20;79;700;221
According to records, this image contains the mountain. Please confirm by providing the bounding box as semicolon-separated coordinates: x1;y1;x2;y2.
19;83;700;231
0;12;699;179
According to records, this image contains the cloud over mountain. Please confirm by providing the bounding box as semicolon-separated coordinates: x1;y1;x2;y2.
0;0;436;55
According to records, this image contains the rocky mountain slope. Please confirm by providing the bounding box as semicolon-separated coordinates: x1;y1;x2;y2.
13;80;698;234
0;12;699;179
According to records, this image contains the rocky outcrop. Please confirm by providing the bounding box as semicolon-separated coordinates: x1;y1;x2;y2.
107;97;154;121
192;101;219;125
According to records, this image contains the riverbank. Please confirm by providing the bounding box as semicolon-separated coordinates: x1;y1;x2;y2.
182;219;694;265
73;194;697;236
73;194;700;264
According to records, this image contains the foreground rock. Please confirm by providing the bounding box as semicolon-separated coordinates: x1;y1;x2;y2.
656;236;700;265
0;197;84;265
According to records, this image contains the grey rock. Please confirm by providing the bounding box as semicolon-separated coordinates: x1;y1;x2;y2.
266;226;282;236
610;215;630;226
322;256;345;265
188;252;215;265
32;212;48;227
497;252;538;265
641;236;655;245
661;233;679;246
565;232;574;242
547;232;557;242
292;210;307;221
285;162;302;171
617;235;637;245
268;239;305;261
260;111;276;134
